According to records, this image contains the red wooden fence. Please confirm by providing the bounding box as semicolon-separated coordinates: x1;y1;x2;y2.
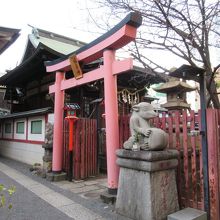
118;109;220;220
63;118;98;180
63;110;220;219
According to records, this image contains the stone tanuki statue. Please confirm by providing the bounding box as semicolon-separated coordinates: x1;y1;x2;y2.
123;102;168;151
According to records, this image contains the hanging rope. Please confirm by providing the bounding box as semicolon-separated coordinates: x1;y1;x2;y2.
117;88;146;105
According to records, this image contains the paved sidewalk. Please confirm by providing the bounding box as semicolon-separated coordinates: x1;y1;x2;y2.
0;157;131;220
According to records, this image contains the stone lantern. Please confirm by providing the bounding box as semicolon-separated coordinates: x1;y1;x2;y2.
154;77;196;111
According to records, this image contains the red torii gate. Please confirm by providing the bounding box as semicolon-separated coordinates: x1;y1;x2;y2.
45;12;142;193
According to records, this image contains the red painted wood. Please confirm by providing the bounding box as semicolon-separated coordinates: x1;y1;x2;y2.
153;116;160;129
62;110;220;219
90;120;92;175
69;120;74;151
86;119;89;177
62;120;67;171
63;119;69;174
75;120;81;180
161;112;166;131
81;119;85;179
182;110;189;206
85;120;88;177
167;114;173;148
88;119;92;176
85;119;87;178
206;109;220;220
124;116;130;145
93;120;96;175
173;111;182;207
217;110;220;213
198;110;204;210
94;120;97;175
46;24;137;72
190;110;198;208
119;116;123;148
91;120;94;175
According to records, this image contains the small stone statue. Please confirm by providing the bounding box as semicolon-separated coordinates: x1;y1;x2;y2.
42;122;53;177
44;122;53;147
123;102;168;151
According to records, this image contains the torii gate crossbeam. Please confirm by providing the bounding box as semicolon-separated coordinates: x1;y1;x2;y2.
45;12;142;194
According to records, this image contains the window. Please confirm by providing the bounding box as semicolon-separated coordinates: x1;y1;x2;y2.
16;122;25;134
31;120;42;134
5;123;12;133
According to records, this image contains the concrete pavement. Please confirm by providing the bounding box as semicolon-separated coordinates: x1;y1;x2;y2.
0;157;131;220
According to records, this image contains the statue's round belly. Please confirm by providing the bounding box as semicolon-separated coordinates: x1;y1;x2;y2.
140;128;168;150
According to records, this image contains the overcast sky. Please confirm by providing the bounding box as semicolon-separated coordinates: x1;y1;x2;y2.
0;0;101;74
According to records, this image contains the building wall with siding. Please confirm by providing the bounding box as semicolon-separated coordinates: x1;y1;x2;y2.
0;114;47;165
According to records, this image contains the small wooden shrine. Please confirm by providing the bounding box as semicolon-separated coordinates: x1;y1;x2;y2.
154;77;196;110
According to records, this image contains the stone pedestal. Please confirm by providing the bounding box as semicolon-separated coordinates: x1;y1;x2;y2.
115;149;179;220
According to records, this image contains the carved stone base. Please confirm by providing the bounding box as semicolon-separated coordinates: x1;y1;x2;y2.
115;149;179;220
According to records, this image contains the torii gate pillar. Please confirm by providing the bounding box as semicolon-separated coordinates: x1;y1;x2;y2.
104;50;119;193
52;71;64;172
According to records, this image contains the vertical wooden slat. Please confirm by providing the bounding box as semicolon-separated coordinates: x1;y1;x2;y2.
153;116;160;128
63;120;69;174
206;109;220;220
198;110;204;209
89;120;91;176
88;119;91;176
167;114;173;148
95;119;98;175
161;112;166;131
119;116;123;148
173;111;182;207
124;116;130;143
92;120;95;175
85;119;88;178
73;120;77;179
182;110;189;206
64;120;69;172
95;120;97;175
62;120;66;171
86;119;89;177
81;119;85;179
75;120;81;180
89;119;91;176
217;110;220;213
90;119;93;176
190;110;198;208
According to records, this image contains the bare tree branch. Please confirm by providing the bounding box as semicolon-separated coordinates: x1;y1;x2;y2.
91;0;220;108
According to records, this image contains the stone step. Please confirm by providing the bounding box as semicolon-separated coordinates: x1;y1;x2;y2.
167;207;207;220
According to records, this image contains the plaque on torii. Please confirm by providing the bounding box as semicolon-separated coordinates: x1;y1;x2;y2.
45;12;142;194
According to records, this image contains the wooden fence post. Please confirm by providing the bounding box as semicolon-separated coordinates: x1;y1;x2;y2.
206;109;220;220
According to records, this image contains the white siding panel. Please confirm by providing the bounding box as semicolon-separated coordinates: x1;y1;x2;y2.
0;140;44;165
